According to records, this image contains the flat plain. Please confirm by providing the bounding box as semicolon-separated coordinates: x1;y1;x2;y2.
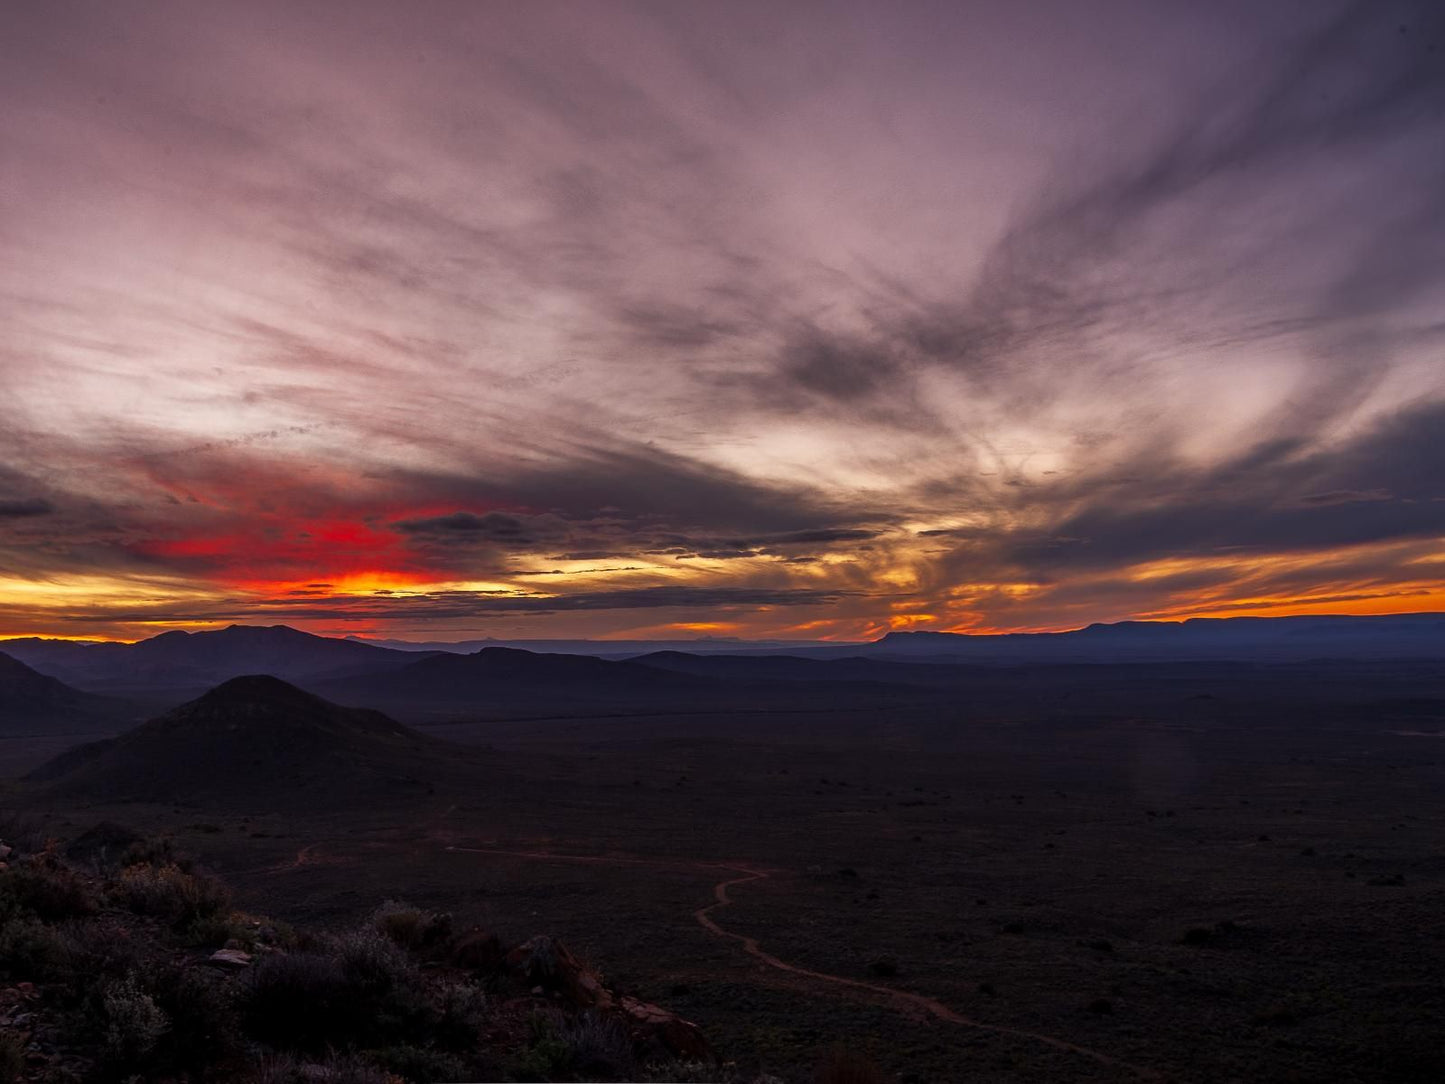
10;661;1445;1082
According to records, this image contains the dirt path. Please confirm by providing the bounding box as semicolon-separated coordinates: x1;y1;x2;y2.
446;845;1155;1079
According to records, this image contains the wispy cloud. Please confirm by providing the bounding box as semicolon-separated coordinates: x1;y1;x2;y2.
0;0;1441;638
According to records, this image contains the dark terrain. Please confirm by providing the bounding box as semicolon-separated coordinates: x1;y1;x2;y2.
3;623;1445;1081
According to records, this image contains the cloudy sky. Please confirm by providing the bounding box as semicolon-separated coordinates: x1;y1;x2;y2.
2;0;1443;642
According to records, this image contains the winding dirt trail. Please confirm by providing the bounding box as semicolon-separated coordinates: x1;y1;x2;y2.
446;845;1155;1079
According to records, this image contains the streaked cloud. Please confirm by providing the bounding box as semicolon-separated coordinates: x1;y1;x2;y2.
0;0;1441;639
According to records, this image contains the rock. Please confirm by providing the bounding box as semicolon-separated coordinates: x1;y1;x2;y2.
0;842;12;860
205;949;252;970
505;935;608;1008
617;995;711;1060
449;928;505;972
576;969;613;1010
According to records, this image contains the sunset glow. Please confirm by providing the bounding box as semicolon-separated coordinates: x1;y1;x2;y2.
1;1;1442;642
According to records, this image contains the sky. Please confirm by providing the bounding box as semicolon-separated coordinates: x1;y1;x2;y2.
2;0;1443;643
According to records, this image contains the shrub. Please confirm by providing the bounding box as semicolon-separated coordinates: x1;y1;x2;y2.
0;856;97;920
243;951;351;1049
371;899;429;950
245;928;431;1052
184;912;249;949
510;1010;575;1080
0;916;74;981
640;1061;782;1083
110;863;231;927
53;918;146;984
0;1028;24;1084
147;963;241;1072
330;926;419;998
119;836;189;871
241;1052;397;1084
99;975;170;1067
432;980;488;1050
369;1044;469;1083
561;1010;635;1079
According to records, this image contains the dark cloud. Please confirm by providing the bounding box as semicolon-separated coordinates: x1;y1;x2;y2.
0;499;54;518
10;584;851;628
1;1;1442;639
393;511;536;542
965;401;1445;576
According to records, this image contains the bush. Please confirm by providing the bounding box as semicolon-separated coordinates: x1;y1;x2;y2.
0;1028;24;1084
511;1010;575;1080
51;917;146;984
0;916;74;981
243;951;351;1049
640;1063;784;1084
99;975;170;1067
245;928;431;1052
330;926;420;999
147;963;241;1072
119;836;190;871
561;1010;635;1079
110;863;231;927
184;912;250;949
433;980;488;1050
241;1052;397;1084
0;856;97;920
371;898;454;953
369;1044;469;1083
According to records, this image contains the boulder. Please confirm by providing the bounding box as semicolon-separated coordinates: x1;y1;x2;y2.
204;949;252;970
449;928;505;972
505;935;607;1008
617;995;711;1060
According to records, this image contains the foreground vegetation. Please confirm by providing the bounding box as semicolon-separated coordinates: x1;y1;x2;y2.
0;823;833;1083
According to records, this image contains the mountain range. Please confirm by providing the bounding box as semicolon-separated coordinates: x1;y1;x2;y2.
0;624;430;697
869;613;1445;663
2;613;1442;733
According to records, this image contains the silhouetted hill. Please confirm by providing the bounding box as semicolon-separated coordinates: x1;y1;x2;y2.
26;675;461;805
871;613;1445;663
349;635;835;657
317;646;723;715
0;651;133;733
0;625;431;695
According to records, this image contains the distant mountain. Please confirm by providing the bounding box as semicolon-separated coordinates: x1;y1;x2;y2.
0;651;134;732
1;625;431;695
5;613;1440;715
27;674;461;805
348;635;837;657
317;646;722;715
870;613;1445;663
